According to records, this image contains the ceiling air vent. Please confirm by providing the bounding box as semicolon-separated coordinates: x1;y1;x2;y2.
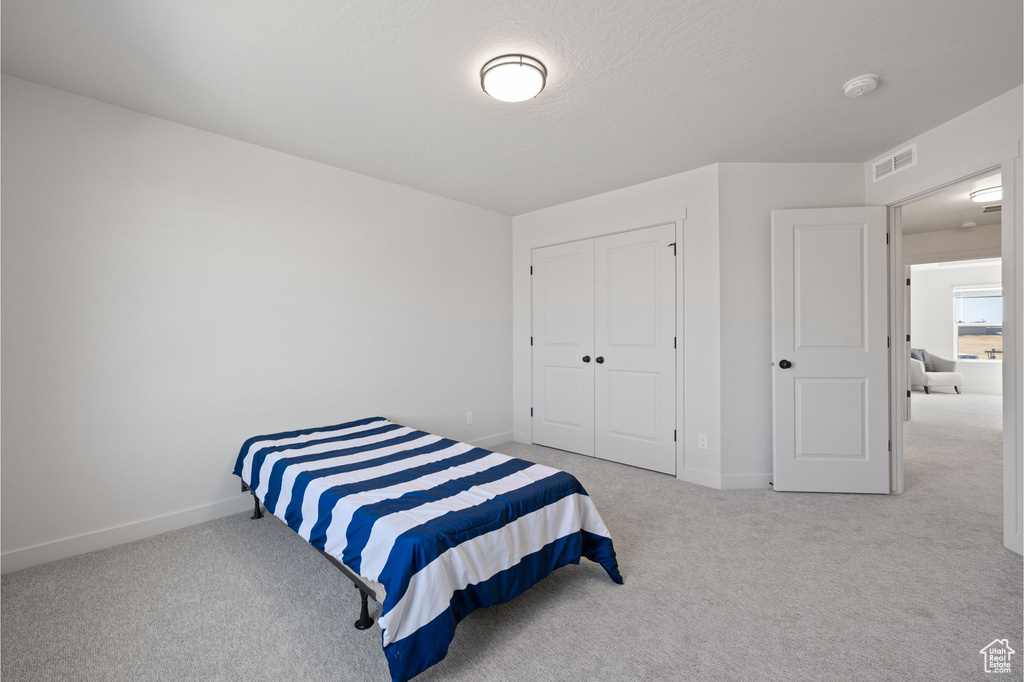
872;144;917;182
982;205;1002;213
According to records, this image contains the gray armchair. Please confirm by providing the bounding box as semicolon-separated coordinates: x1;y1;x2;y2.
910;352;963;394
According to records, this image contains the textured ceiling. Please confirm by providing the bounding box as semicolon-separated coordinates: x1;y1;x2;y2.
902;173;1003;235
2;1;1021;215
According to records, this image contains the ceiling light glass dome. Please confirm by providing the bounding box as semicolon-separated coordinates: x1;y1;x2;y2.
969;187;1002;203
481;55;547;102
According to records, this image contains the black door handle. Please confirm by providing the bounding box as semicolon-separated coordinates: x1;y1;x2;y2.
595;356;605;364
582;355;591;363
778;359;792;369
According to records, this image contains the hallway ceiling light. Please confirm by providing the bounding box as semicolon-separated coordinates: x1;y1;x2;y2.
481;55;546;102
970;187;1002;203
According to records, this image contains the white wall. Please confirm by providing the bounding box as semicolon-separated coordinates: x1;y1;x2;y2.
511;164;722;486
510;162;864;489
866;84;1022;554
1;77;513;571
866;87;1023;207
909;261;1003;394
903;225;1001;264
5;75;1020;569
717;163;865;485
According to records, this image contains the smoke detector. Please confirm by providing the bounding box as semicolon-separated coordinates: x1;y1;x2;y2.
843;74;879;98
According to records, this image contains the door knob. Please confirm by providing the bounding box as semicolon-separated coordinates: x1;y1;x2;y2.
582;355;591;363
778;359;792;369
595;356;605;364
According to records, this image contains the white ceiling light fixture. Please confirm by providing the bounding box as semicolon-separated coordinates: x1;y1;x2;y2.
970;187;1002;203
843;74;879;97
481;54;547;102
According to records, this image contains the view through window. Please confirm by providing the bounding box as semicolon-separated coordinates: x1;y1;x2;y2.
954;286;1002;360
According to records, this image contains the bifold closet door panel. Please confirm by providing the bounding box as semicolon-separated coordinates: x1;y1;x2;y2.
594;224;676;475
531;239;596;456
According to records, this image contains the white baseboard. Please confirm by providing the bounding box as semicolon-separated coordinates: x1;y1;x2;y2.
720;472;773;489
677;467;722;489
512;430;531;444
469;431;514;448
2;430;512;575
1006;531;1023;556
1;495;252;574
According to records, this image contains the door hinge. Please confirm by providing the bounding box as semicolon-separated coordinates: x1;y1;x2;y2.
530;266;533;275
674;429;677;442
907;390;911;398
906;278;910;286
886;233;890;245
668;242;677;256
887;336;890;348
530;407;534;417
530;336;533;346
888;439;891;451
674;336;677;348
906;334;910;342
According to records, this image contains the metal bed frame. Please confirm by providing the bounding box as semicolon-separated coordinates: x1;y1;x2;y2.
242;482;376;630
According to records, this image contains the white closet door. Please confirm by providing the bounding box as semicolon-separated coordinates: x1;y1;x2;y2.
594;224;676;474
531;239;595;456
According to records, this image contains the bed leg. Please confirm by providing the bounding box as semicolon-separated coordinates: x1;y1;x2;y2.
250;492;264;520
354;587;374;630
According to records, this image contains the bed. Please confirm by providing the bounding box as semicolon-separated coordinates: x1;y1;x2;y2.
233;416;622;682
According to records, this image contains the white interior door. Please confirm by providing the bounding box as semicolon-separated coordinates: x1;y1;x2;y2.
594;225;676;474
771;207;889;493
531;239;595;455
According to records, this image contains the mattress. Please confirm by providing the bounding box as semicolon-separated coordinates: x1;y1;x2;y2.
234;416;622;682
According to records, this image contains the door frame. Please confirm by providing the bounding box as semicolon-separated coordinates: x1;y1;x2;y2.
524;212;685;472
886;146;1021;554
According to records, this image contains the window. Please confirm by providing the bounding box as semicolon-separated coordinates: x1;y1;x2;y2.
954;286;1002;360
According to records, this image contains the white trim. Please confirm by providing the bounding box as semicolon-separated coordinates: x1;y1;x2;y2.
678;467;722;489
889;205;905;493
1000;157;1023;555
675;217;686;482
468;431;514;448
512;430;531;444
0;495;252;574
889;164;1009;496
720;473;772;489
0;430;529;575
887;144;1023;554
518;210;686;252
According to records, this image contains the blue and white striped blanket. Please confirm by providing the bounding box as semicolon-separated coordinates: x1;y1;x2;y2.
233;417;622;682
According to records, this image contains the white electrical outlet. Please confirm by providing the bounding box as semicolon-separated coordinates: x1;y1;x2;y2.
466;411;474;425
697;433;708;450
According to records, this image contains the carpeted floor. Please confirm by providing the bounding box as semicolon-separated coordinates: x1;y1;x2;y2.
3;392;1020;681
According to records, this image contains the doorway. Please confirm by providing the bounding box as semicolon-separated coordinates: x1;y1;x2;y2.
892;171;1010;499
